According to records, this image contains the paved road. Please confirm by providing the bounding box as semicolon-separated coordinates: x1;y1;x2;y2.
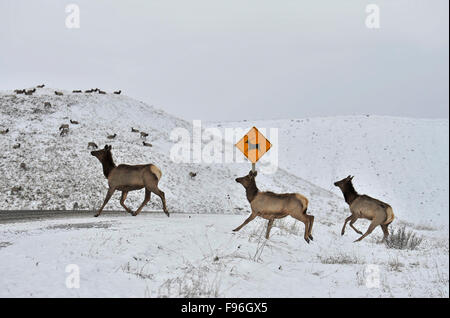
0;210;169;224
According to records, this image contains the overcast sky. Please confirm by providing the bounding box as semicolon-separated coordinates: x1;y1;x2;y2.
0;0;448;121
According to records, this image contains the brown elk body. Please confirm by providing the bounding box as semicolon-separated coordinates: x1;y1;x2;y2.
140;132;149;139
59;124;69;130
107;133;117;139
90;145;169;217
114;90;121;95
334;176;394;242
72;90;82;93
55;91;63;96
143;141;152;147
37;84;45;88
131;127;139;133
234;171;314;242
70;119;79;124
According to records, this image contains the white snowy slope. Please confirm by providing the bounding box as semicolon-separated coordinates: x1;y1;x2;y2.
208;116;449;228
0;88;335;216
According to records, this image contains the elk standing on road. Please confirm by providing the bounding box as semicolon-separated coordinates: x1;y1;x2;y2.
90;145;169;217
334;175;394;242
234;170;314;242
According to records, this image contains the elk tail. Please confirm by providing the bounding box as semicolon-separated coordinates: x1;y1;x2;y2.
150;164;162;181
384;206;395;225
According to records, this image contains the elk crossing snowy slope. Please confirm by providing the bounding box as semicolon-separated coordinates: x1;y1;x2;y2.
208;116;449;228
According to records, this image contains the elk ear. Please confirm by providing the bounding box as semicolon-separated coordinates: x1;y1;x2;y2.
253;171;258;177
104;145;108;150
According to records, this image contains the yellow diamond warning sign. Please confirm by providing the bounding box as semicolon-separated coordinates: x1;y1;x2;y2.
235;127;272;164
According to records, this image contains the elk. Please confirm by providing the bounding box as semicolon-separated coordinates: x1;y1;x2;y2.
60;127;69;136
37;84;45;88
85;89;94;93
143;141;152;147
131;127;139;133
234;170;314;242
59;124;69;130
70;119;79;124
44;102;51;107
24;90;34;95
189;172;197;178
55;91;63;96
72;90;82;93
87;142;98;149
107;133;117;139
90;145;169;217
14;89;25;94
0;128;9;135
114;90;121;95
140;132;149;139
334;175;395;242
12;143;21;149
98;90;106;94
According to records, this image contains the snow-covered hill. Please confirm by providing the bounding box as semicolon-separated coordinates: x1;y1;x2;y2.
0;88;336;218
208;116;449;228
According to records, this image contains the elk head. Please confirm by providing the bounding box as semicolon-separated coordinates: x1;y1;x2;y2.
334;175;354;189
91;145;112;161
235;170;258;188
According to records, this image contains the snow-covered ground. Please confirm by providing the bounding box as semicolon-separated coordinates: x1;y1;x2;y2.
0;214;448;297
0;88;448;297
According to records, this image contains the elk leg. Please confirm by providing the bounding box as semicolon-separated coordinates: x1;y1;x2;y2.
152;188;169;217
265;218;274;239
349;217;363;235
308;215;315;240
354;220;379;242
94;187;115;217
290;213;310;243
120;191;133;214
341;215;352;236
380;224;389;242
233;213;257;232
133;189;151;216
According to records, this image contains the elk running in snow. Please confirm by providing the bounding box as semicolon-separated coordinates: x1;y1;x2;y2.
334;175;395;242
234;170;314;242
90;145;169;217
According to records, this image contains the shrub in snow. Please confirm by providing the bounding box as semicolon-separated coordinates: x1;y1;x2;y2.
385;226;423;250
